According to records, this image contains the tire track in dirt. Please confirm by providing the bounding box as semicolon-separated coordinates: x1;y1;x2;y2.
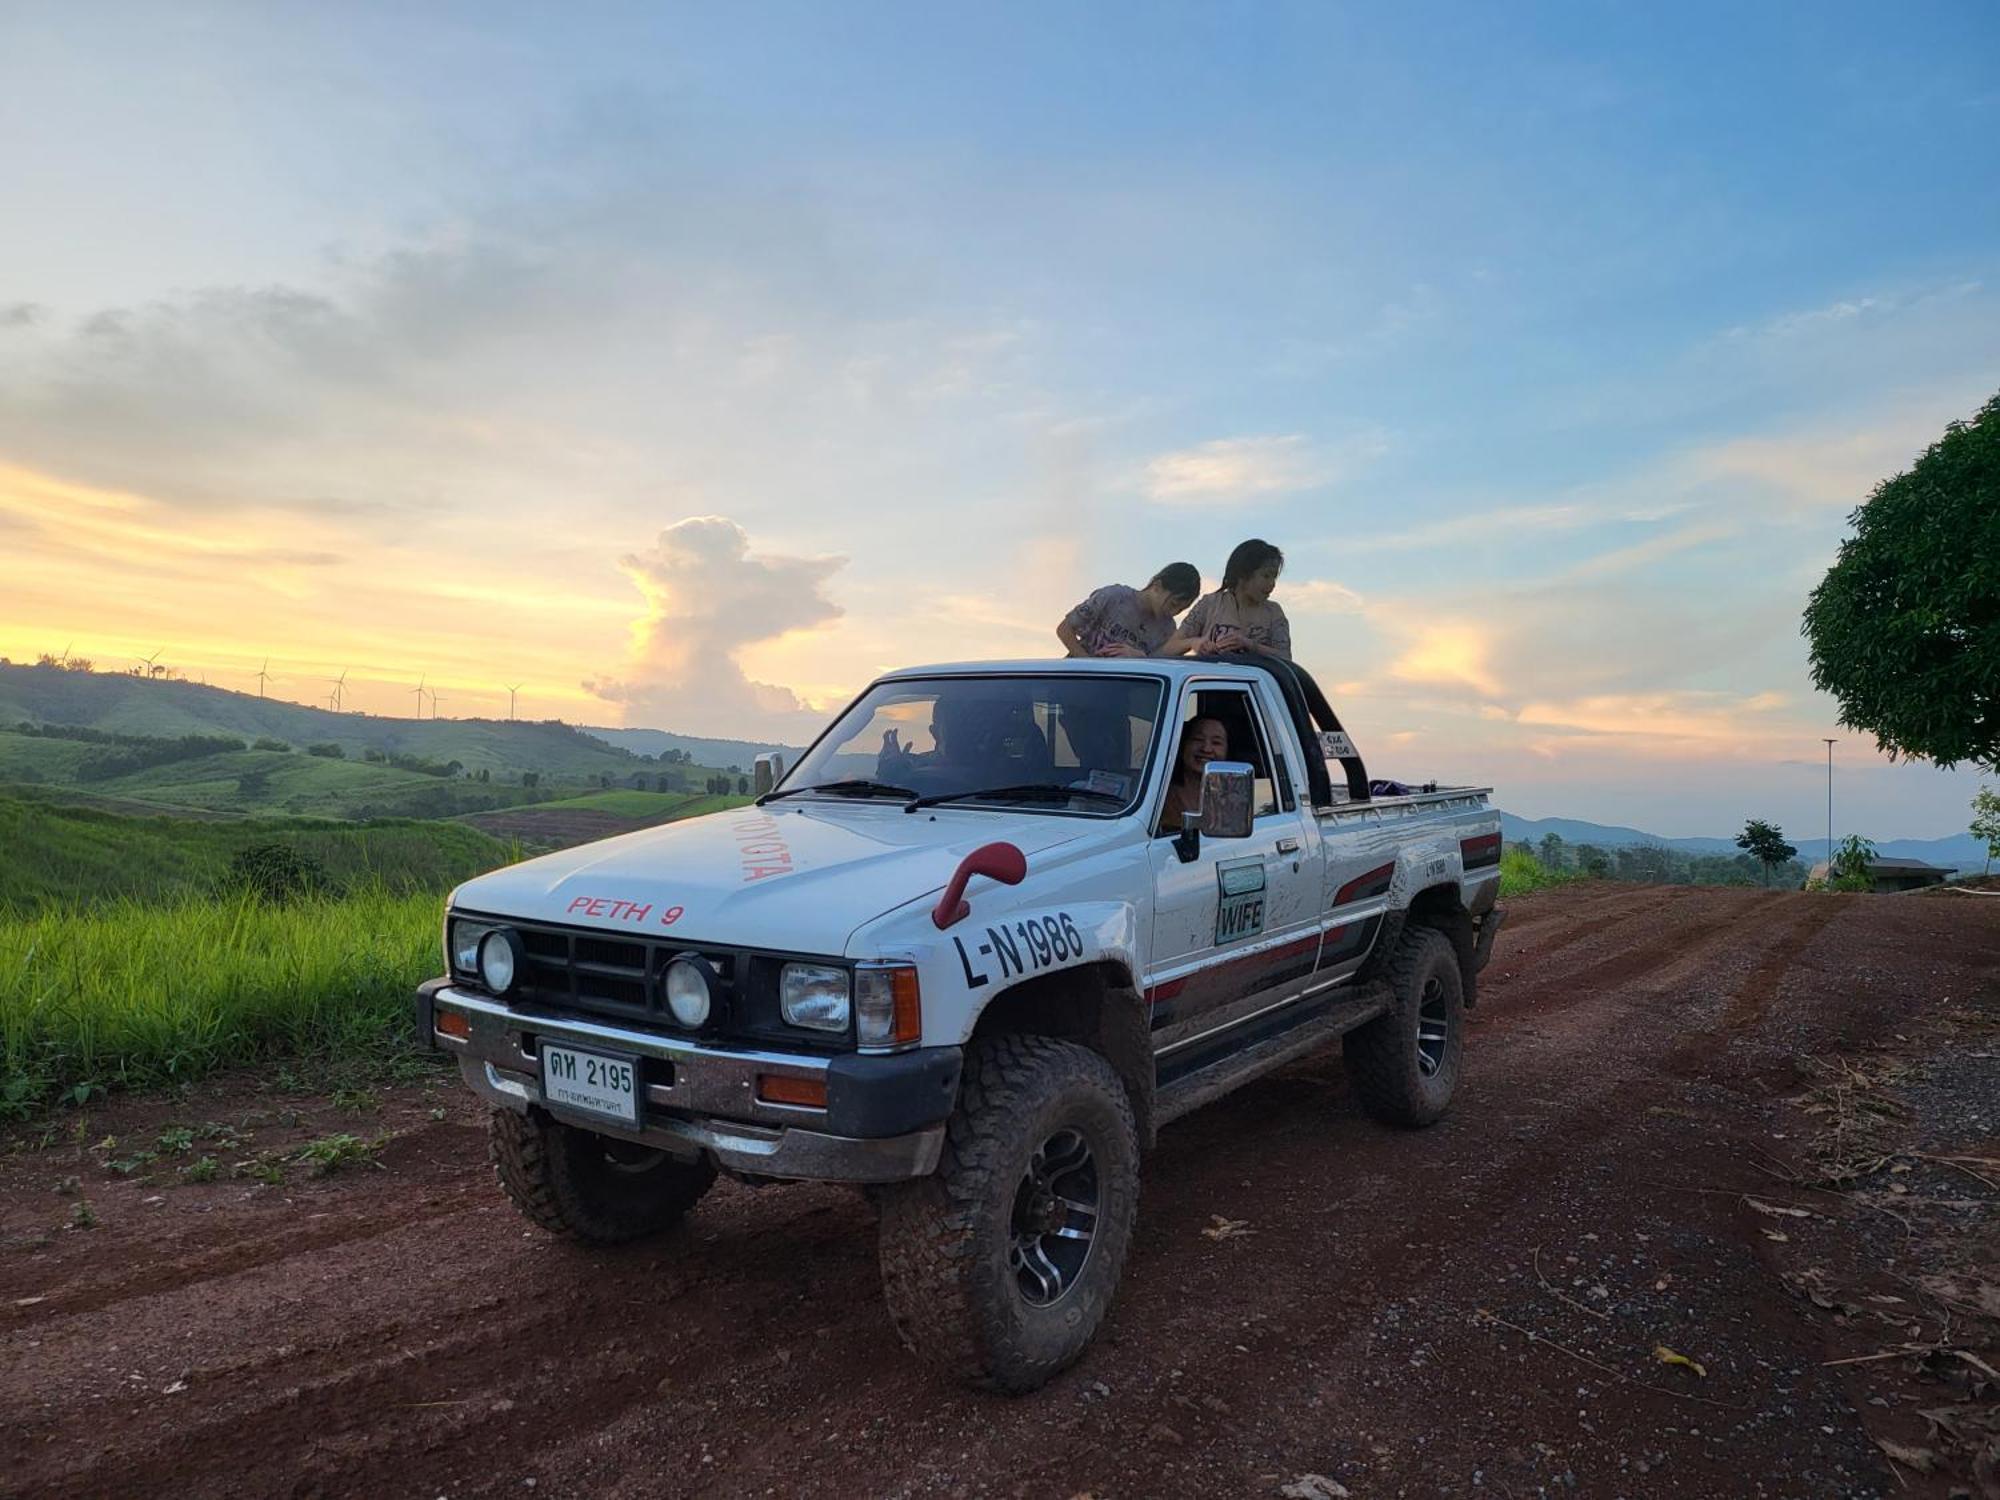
8;888;1997;1500
6;1125;491;1325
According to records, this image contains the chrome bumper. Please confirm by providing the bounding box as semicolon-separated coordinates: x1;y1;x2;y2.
432;985;944;1183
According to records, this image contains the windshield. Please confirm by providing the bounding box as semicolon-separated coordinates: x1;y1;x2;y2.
780;674;1167;816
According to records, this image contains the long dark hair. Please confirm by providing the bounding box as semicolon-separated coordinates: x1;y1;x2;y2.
1149;561;1201;601
1221;539;1284;593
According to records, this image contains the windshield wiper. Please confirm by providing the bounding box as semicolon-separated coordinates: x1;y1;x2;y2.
905;782;1128;812
758;778;919;806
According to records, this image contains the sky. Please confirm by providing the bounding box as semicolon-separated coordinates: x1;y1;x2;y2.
1;1;1997;838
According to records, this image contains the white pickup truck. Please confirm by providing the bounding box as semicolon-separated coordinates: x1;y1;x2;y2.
419;656;1502;1391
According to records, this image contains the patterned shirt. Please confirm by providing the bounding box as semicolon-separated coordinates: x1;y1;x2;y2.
1061;584;1178;656
1180;590;1292;659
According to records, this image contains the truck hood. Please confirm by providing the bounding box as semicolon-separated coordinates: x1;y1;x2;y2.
449;803;1094;956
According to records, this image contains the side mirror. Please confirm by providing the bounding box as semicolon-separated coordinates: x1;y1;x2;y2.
1198;762;1255;840
753;752;786;797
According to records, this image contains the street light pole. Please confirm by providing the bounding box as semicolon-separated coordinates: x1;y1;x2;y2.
1822;737;1837;873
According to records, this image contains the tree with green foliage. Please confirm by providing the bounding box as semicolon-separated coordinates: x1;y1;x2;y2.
1537;832;1566;870
305;742;345;759
1828;833;1878;892
1972;786;2000;878
1804;391;2000;772
1734;819;1798;886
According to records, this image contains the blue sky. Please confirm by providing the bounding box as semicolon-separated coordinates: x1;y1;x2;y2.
1;1;1996;838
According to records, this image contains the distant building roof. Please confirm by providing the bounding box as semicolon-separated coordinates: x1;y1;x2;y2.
1807;856;1958;881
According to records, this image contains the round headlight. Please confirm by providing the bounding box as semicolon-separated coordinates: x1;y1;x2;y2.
663;956;713;1028
478;930;519;994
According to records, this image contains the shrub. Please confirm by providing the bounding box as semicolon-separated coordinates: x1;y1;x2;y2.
226;842;333;903
252;737;290;753
305;742;345;759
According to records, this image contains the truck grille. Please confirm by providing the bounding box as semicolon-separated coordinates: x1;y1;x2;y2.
513;923;742;1028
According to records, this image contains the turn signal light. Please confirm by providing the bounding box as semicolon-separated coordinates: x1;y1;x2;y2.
435;1009;471;1042
856;963;922;1048
756;1074;828;1110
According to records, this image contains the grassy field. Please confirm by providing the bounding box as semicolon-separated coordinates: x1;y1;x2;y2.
507;789;752;818
0;796;519;914
1;887;440;1113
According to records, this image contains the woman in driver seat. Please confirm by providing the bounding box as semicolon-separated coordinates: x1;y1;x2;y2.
1157;716;1229;835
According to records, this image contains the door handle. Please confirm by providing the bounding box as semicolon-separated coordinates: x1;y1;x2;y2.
1276;837;1301;854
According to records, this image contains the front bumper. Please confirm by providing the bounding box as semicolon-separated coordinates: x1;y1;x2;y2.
419;982;958;1184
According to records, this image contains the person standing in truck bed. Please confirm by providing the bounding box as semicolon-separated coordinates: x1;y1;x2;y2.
1055;562;1202;658
1167;538;1292;660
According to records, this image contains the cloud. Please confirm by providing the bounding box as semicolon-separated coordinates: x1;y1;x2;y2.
1556;521;1738;581
1284;578;1366;614
1140;431;1385;505
1683;413;1948;511
1512;690;1795;753
584;517;846;738
1386;621;1501;696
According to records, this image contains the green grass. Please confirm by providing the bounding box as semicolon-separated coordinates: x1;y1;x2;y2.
0;796;520;914
1498;844;1583;896
0;886;442;1114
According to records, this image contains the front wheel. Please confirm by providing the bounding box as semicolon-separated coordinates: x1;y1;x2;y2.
489;1108;715;1244
1344;924;1465;1127
877;1035;1139;1393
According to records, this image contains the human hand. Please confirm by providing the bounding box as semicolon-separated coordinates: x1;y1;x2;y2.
1096;642;1145;658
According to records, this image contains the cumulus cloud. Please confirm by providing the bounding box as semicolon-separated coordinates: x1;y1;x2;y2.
584;517;845;738
1140;431;1385;505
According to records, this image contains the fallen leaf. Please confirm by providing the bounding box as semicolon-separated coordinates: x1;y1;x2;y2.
1744;1197;1814;1219
1202;1215;1255;1241
1654;1346;1707;1378
1762;1230;1789;1243
163;1380;187;1394
1279;1476;1351;1500
13;1296;46;1307
1875;1439;1937;1473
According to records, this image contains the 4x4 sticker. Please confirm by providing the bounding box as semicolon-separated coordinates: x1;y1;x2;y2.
951;910;1086;989
1215;859;1266;945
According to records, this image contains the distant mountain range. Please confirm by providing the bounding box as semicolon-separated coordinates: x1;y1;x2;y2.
1498;811;1987;874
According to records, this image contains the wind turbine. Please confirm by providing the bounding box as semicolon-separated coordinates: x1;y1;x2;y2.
506;683;522;721
140;647;166;679
325;669;349;712
428;687;445;719
255;659;271;697
410;675;427;720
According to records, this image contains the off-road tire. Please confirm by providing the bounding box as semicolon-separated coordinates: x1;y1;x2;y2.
489;1108;715;1244
877;1035;1139;1394
1344;925;1464;1127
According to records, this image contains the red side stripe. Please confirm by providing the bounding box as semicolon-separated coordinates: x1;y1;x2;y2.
1334;861;1396;905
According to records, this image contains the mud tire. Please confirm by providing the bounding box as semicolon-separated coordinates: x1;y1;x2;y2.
1344;925;1464;1127
489;1108;715;1244
877;1035;1138;1394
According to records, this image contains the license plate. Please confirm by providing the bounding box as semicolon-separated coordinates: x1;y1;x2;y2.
540;1043;640;1127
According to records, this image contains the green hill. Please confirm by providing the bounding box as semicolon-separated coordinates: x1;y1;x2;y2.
0;795;520;913
0;663;653;781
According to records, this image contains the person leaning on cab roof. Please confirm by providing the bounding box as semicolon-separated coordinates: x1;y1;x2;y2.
1165;538;1291;660
1054;562;1202;658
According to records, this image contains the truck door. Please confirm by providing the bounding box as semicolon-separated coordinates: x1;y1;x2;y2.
1145;678;1321;1053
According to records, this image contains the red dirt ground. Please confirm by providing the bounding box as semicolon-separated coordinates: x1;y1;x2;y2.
3;885;1996;1499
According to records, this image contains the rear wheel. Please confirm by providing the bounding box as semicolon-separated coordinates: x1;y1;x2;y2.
489;1108;715;1244
1344;925;1464;1127
877;1035;1139;1393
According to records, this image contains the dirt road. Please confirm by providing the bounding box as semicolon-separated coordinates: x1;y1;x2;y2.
4;886;1997;1499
